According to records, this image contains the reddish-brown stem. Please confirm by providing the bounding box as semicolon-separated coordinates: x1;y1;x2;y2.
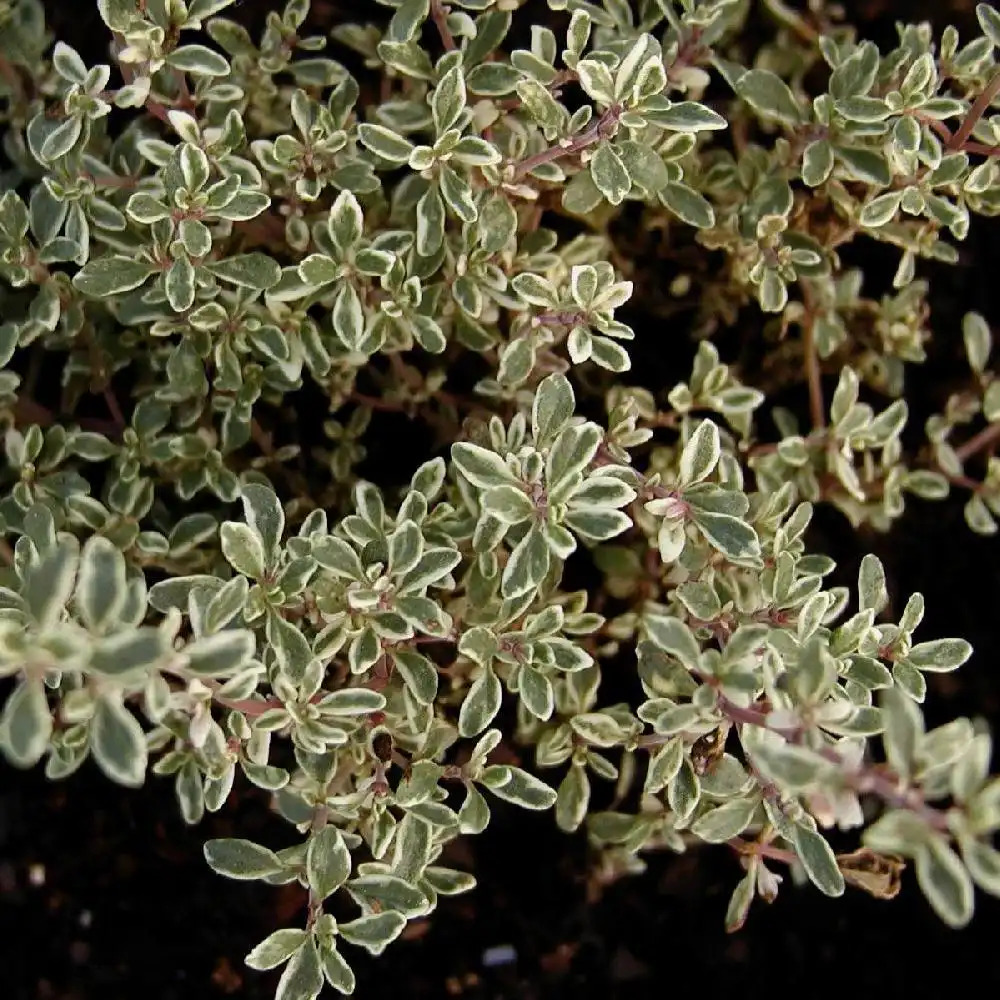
113;43;171;124
913;113;953;143
727;837;797;865
511;104;624;180
429;0;456;52
802;292;826;431
639;682;952;833
949;69;1000;152
955;421;1000;463
0;54;24;97
215;695;282;716
250;418;275;456
961;139;1000;158
102;385;126;430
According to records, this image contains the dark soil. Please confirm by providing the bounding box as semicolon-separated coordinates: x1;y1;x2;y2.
4;1;1000;998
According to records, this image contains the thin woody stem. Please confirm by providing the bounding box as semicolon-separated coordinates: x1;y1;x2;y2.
511;104;624;180
429;0;456;52
801;287;826;431
639;678;951;833
955;421;1000;463
949;69;1000;152
728;837;797;865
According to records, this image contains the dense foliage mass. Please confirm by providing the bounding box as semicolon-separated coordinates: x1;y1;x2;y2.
3;0;1000;995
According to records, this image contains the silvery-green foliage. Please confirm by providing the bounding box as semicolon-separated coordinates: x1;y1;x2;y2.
2;0;1000;994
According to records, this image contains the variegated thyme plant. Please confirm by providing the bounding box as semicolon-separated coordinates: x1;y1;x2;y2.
3;0;1000;995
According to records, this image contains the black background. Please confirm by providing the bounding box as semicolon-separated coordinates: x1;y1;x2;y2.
2;1;1000;997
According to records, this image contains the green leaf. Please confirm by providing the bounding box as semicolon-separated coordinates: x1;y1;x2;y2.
205;576;249;634
478;194;517;254
76;536;127;631
432;65;466;135
438;163;477;222
313;536;365;580
520;665;554;720
387;0;430;42
725;870;755;932
241;483;285;556
1;680;52;768
916;836;974;928
680;420;720;485
836;96;891;122
203;253;281;290
860;190;903;228
452;442;516;489
91;696;147;788
653;101;726;132
321;688;385;715
358;123;415;163
881;687;923;778
645;614;701;670
319;941;356;995
204;838;284;879
962;839;1000;897
276;939;324;1000
40;116;83;161
483;485;533;523
73;257;156;297
514;78;567;135
978;2;1000;47
563;507;631;542
590;144;631;206
347;873;428;914
458;666;502;737
668;757;700;821
333;283;366;351
905;638;972;673
690;798;757;843
751;740;831;788
168;44;231;76
185;631;255;676
481;765;557;810
836;146;891;186
220;521;266;578
165;255;196;312
245;929;309;971
391;649;438;705
415;185;445;256
338;912;406;956
570;712;627;747
306;825;352;900
801;139;834;187
659;182;715;228
423;866;476;895
90;628;169;676
555;763;590;832
466;61;522;95
964;312;992;374
501;525;550;597
532;372;575;445
793;824;845;897
858;554;888;614
52;42;88;84
737;69;801;125
691;509;761;562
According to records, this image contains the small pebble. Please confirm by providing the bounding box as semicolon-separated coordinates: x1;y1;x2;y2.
482;944;517;968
